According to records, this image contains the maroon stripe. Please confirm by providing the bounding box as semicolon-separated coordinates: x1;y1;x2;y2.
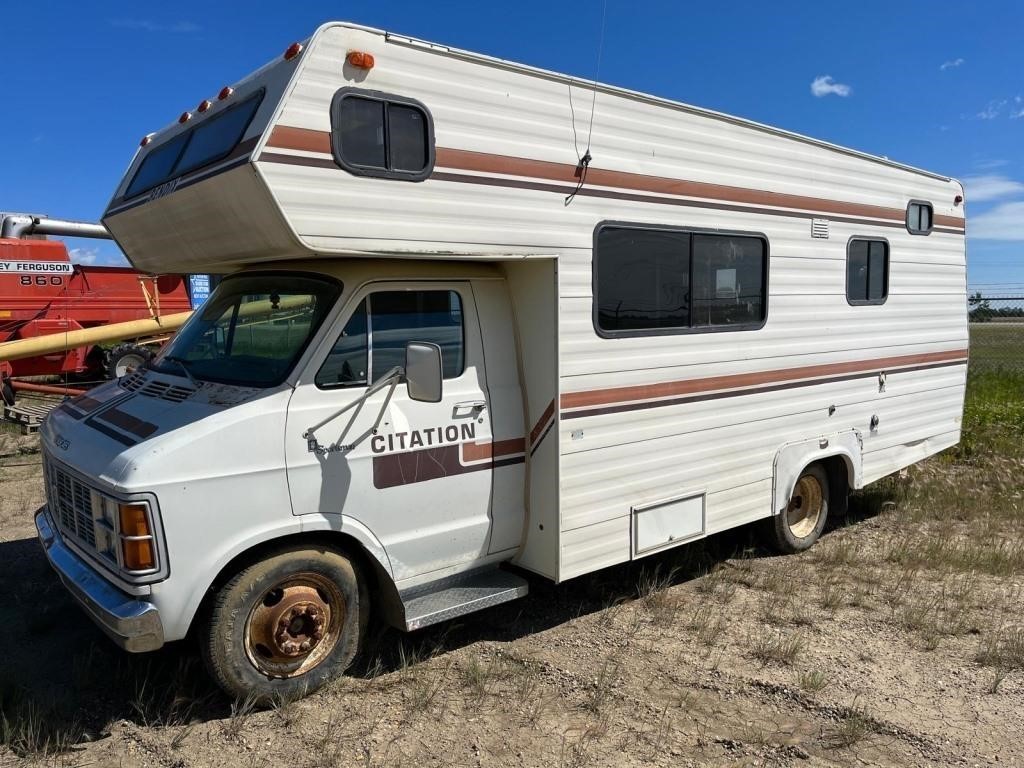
96;407;159;439
373;443;525;489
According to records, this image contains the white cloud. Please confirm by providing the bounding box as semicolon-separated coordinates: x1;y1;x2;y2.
109;19;200;33
68;247;101;265
810;75;851;98
963;175;1024;202
940;57;964;71
976;158;1009;170
976;99;1007;119
971;201;1024;240
67;247;129;267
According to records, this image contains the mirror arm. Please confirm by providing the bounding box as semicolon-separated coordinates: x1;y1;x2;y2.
303;366;404;454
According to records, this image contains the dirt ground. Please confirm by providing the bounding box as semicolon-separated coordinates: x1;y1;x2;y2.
1;423;1022;768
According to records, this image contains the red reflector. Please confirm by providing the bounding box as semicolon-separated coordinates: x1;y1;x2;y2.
346;51;375;70
140;135;152;147
197;99;212;113
283;42;303;61
178;111;192;124
218;86;234;101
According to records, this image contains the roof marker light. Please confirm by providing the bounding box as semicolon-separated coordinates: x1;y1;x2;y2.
140;135;152;147
197;99;213;113
218;86;234;101
179;111;192;124
283;42;303;60
346;51;375;70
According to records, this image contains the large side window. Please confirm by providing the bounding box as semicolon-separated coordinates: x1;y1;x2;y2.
330;88;434;181
595;224;767;336
316;290;463;389
846;238;889;305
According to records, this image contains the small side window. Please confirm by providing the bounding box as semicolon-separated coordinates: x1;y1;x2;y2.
906;201;933;235
315;290;464;390
847;238;889;305
330;88;434;181
315;300;369;388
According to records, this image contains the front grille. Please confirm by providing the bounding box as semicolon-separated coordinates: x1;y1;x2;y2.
45;458;97;550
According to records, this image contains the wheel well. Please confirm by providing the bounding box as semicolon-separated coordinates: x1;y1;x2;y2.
190;531;403;639
816;455;851;517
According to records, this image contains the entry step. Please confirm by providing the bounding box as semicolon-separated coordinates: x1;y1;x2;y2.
400;568;528;631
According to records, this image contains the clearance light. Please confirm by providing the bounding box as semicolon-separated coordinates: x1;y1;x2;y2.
140;135;152;147
283;42;303;61
197;99;213;113
218;86;234;101
346;51;375;70
954;194;964;206
119;503;155;571
178;111;192;124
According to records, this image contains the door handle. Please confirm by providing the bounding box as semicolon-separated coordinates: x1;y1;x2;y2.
454;400;487;412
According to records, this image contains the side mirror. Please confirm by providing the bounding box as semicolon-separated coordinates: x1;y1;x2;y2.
405;342;443;403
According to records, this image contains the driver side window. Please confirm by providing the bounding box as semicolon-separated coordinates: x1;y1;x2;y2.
315;290;464;389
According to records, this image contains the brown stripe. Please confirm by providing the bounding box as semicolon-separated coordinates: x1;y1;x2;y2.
529;400;556;445
266;125;332;154
260;151;337;170
373;444;524;489
561;358;966;420
431;171;909;230
97;407;159;439
262;127;964;230
461;437;526;462
561;349;968;411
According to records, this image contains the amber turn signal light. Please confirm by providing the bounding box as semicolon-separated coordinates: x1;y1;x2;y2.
119;503;155;571
346;51;375;70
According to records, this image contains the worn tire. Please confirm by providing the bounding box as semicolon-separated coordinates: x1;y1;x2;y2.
769;463;829;554
200;546;368;704
106;343;153;379
1;378;14;407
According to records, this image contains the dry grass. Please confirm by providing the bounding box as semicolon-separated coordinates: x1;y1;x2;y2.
751;630;805;666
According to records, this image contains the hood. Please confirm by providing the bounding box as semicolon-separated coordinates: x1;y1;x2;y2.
42;371;287;492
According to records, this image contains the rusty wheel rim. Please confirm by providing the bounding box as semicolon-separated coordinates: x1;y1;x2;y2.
244;573;346;679
786;475;824;540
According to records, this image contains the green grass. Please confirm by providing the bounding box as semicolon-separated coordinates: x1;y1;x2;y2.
969;323;1024;372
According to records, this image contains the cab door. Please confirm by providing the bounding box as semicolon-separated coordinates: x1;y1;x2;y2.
285;282;497;581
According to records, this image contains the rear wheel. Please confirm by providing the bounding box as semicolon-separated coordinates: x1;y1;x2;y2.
106;343;153;379
769;464;829;553
200;546;367;703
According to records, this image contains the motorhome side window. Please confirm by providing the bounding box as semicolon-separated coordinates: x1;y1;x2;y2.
846;239;889;305
906;201;933;235
330;89;434;181
316;290;464;388
595;224;767;335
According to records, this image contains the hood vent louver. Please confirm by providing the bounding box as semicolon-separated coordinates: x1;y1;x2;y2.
118;370;196;403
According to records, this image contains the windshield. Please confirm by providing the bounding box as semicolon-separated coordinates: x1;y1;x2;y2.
152;273;340;387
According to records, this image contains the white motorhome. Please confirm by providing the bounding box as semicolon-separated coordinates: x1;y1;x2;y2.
35;22;968;701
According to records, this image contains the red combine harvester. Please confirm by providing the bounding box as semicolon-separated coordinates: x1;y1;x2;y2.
0;214;194;403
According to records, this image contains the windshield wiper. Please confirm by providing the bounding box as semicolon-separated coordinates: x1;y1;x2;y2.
163;356;200;388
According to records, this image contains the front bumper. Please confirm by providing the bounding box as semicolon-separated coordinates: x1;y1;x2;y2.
35;506;165;652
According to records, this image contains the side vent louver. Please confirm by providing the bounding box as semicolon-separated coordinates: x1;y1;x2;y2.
811;218;830;239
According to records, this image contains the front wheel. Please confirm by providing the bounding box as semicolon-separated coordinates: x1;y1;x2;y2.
200;546;367;703
769;464;829;554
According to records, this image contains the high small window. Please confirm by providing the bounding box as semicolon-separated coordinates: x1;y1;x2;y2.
906;201;933;235
330;88;434;181
595;223;767;336
316;290;464;389
847;238;889;305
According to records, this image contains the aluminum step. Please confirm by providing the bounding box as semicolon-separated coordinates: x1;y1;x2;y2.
400;568;528;631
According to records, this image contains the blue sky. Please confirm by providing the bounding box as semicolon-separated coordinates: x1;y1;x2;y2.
1;0;1021;292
